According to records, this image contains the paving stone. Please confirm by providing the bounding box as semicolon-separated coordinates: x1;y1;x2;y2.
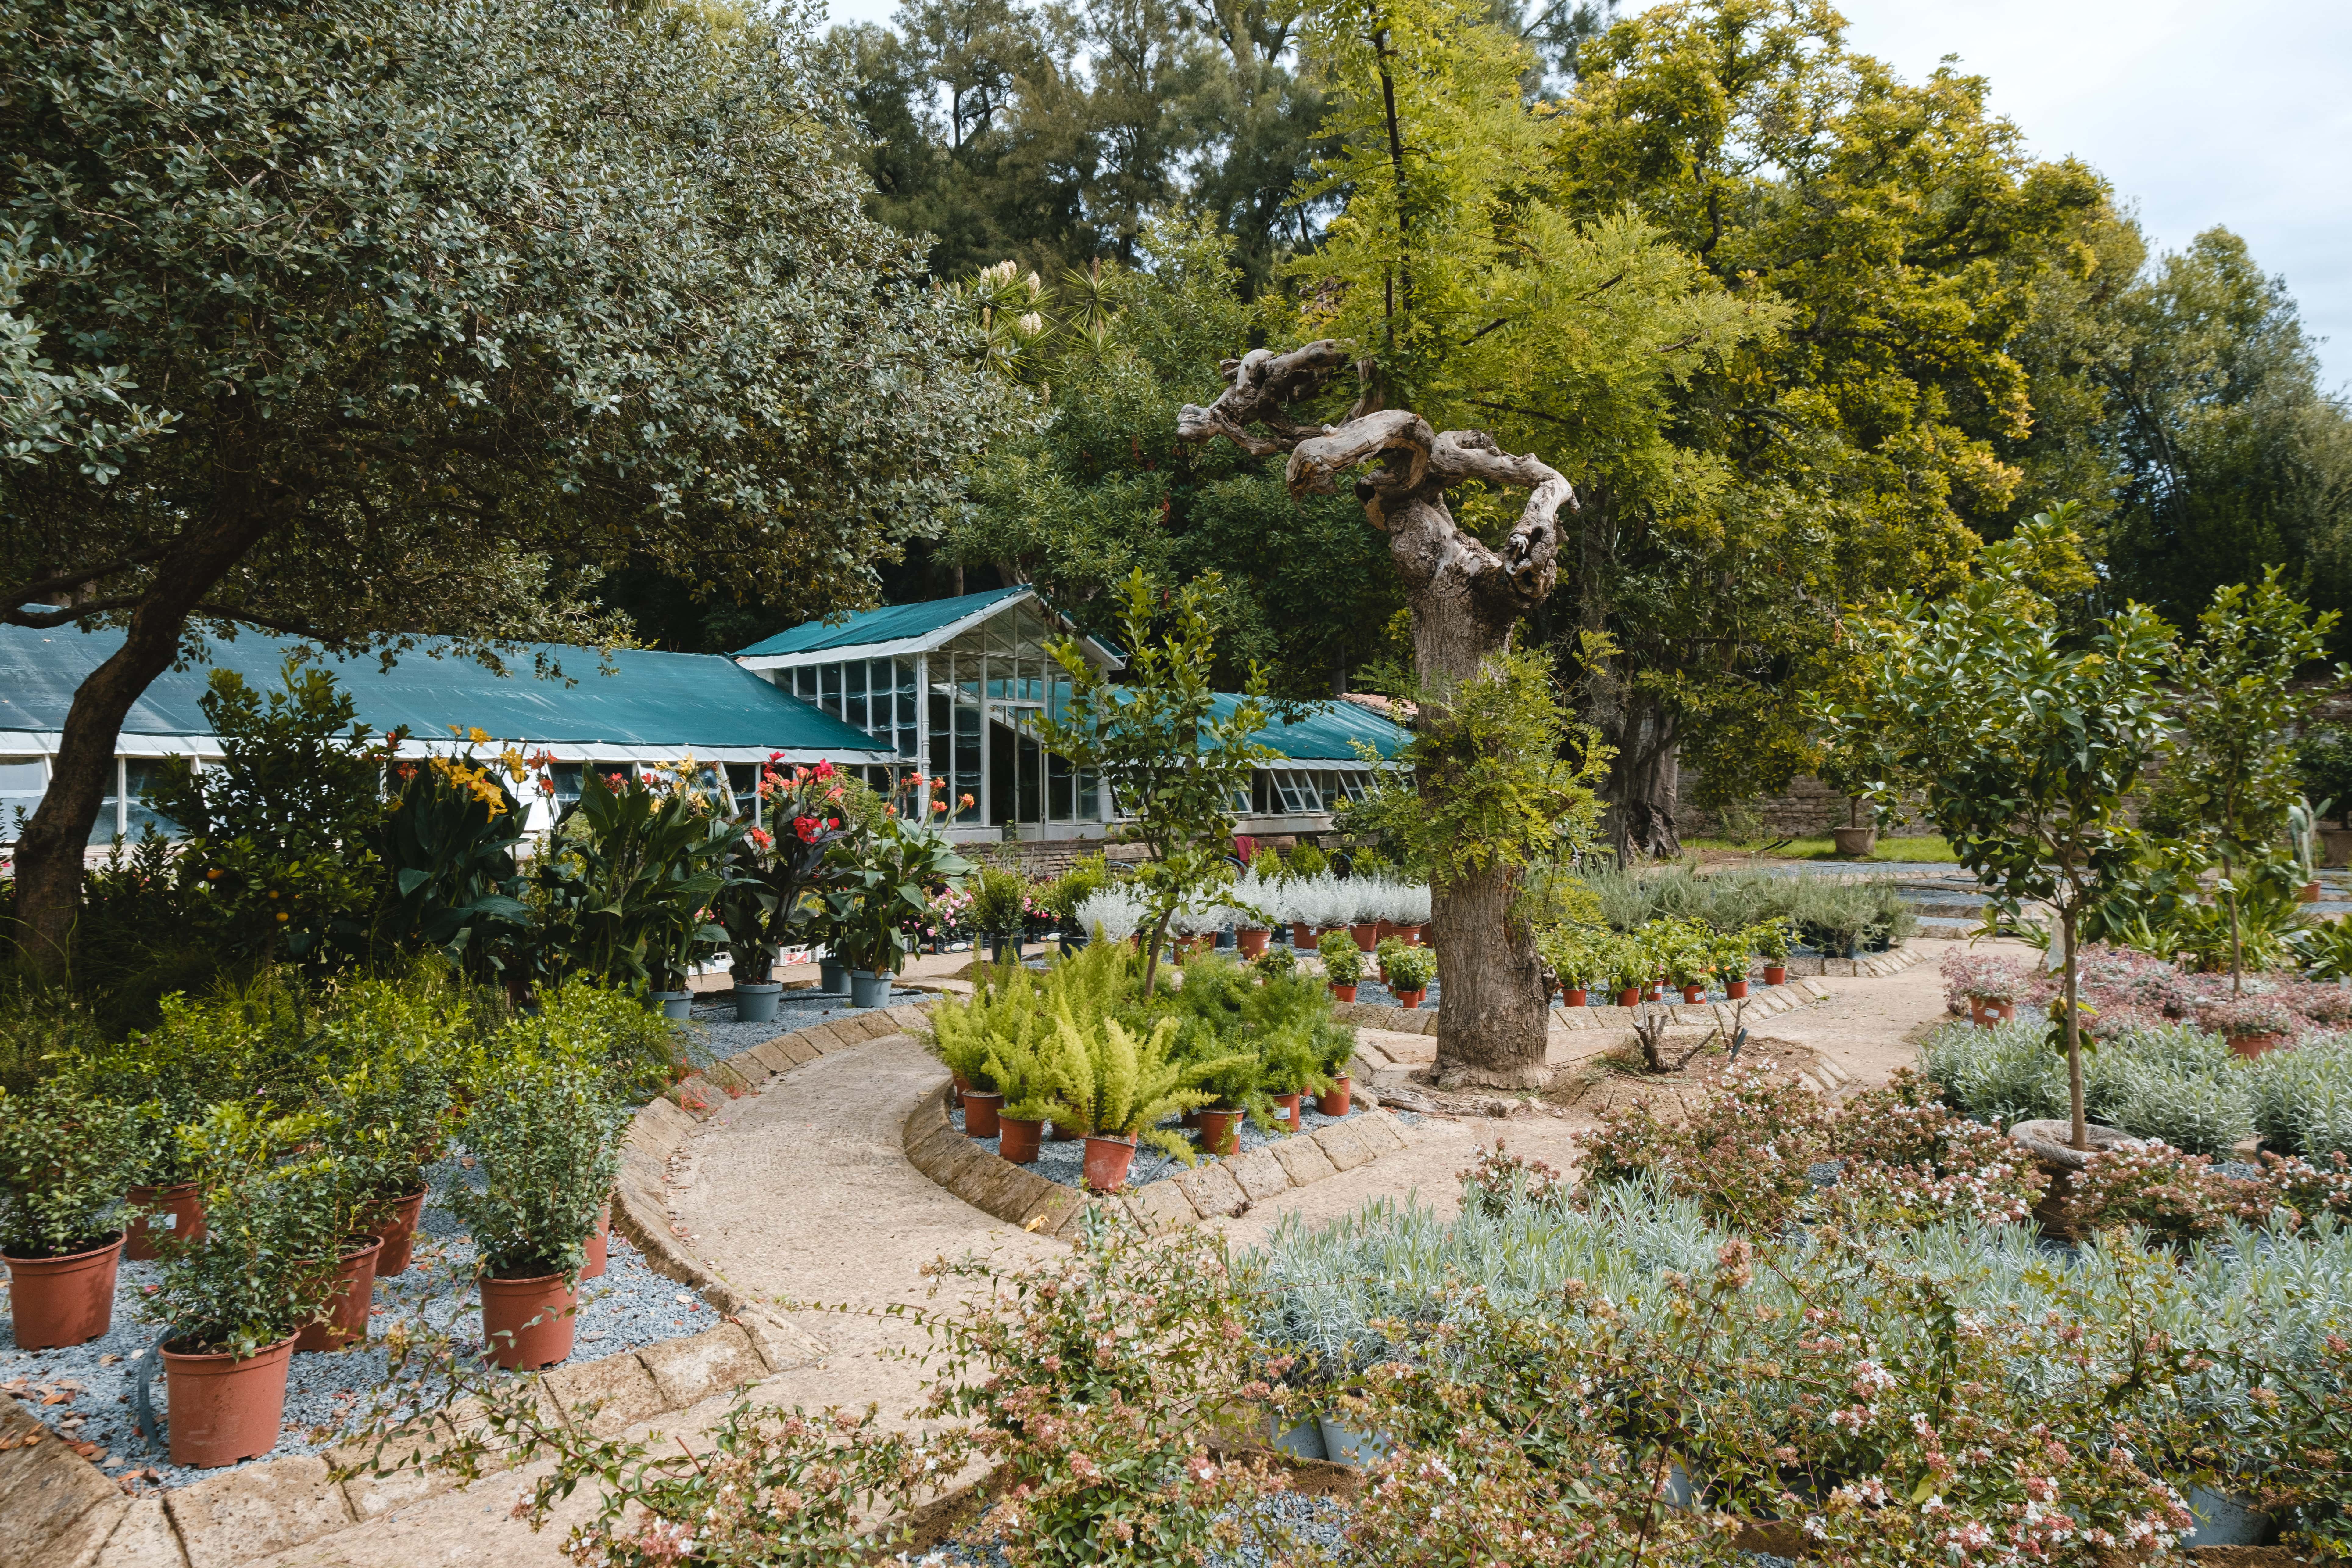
0;1398;133;1568
1126;1178;1200;1232
546;1350;669;1437
83;1496;182;1568
166;1455;355;1568
328;1426;457;1524
909;1123;983;1183
1268;1134;1339;1187
742;1037;796;1076
1227;1147;1293;1203
1172;1160;1250;1218
885;1003;934;1031
634;1095;696;1152
965;1158;1048;1222
1313;1119;1374;1172
1018;1183;1089;1236
770;1034;822;1067
636;1324;766;1409
673;1075;724;1119
807;1022;861;1054
1355;1109;1409;1153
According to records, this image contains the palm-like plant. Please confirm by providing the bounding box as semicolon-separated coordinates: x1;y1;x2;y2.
535;769;736;990
1044;1012;1243;1165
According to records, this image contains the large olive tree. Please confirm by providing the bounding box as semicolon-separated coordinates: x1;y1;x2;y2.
0;0;1012;975
1175;0;1767;1084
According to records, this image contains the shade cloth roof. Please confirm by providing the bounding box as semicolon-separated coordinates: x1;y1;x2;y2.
0;623;893;764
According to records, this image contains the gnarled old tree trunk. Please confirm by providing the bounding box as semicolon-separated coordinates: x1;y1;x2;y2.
1181;343;1574;1087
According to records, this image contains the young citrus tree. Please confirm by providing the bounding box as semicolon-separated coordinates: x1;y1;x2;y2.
1820;532;2175;1151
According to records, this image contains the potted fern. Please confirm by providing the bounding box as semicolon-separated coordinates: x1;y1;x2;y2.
1318;929;1366;1002
1043;1014;1240;1190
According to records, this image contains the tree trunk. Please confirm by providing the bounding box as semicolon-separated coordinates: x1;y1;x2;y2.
1604;693;1681;863
8;501;274;980
2062;904;2085;1151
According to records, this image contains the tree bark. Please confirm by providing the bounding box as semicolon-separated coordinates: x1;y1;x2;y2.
9;504;275;980
1605;693;1682;863
1180;343;1573;1087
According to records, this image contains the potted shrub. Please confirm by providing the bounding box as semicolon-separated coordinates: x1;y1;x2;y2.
1386;944;1437;1009
719;763;862;1022
539;768;735;1017
2199;994;2300;1059
1537;925;1597;1008
87;1004;225;1259
0;1083;134;1351
1751;919;1792;985
829;816;975;1007
1313;1020;1356;1117
1319;929;1366;1002
1254;945;1301;983
316;995;459;1279
968;865;1032;967
1043;1015;1237;1190
446;1062;624;1370
1711;928;1753;999
1606;931;1651;1008
143;1108;347;1469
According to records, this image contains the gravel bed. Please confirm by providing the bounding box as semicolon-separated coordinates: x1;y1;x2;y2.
917;1488;1352;1566
1;1153;718;1491
947;1097;1416;1193
686;984;928;1062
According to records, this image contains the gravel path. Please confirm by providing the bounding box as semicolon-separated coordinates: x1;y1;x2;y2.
0;1152;719;1491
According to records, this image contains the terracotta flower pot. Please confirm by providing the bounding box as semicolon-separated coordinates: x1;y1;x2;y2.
1969;997;2017;1028
480;1271;578;1370
1376;920;1396;941
1564;987;1589;1007
4;1233;122;1349
951;1072;971;1109
163;1335;297;1469
1681;983;1706;1003
2302;880;2323;904
1330;982;1358;1003
1082;1134;1137;1192
1645;983;1664;1001
125;1183;204;1262
1349;922;1379;952
1616;986;1641;1007
1763;965;1787;986
1238;927;1269;958
997;1116;1044;1163
963;1090;1005;1139
1291;922;1314;949
1197;1108;1244;1157
2231;1031;2289;1060
367;1188;428;1277
1725;979;1749;999
580;1204;611;1282
1273;1092;1302;1133
296;1236;384;1353
1046;1120;1083;1141
1394;988;1426;1010
1316;1078;1352;1117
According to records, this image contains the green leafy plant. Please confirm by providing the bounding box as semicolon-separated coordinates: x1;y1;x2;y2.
143;1104;349;1357
1317;928;1365;986
372;737;538;986
825;816;975;977
2299;729;2352;829
1043;1013;1236;1163
535;768;735;991
446;1060;624;1281
968;865;1033;943
310;978;465;1204
0;1079;133;1255
1385;943;1437;993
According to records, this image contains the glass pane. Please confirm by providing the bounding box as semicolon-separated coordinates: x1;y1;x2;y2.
794;667;817;700
953;703;982;823
1017;732;1042;822
0;757;47;842
551;763;585;810
1047;749;1074;822
1079;766;1100;819
124;759;184;841
819;662;840;716
86;761;121;846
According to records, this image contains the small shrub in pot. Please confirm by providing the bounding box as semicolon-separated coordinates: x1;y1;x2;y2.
1318;928;1365;993
0;1080;135;1348
1385;943;1437;1003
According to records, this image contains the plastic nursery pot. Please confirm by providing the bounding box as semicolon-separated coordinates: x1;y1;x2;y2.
819;958;849;993
951;1072;972;1109
296;1236;385;1353
1616;987;1641;1008
1969;998;2016;1028
1564;988;1589;1007
1274;1092;1302;1133
1763;965;1788;986
1045;1120;1084;1142
367;1188;428;1277
125;1182;206;1262
1680;983;1706;1003
1725;979;1749;1000
1415;924;1432;944
1329;983;1358;1003
649;989;693;1021
963;1090;1005;1139
480;1271;579;1370
4;1233;123;1349
1237;927;1269;958
849;970;892;1008
1289;922;1314;949
997;1117;1044;1163
734;981;784;1023
1394;988;1427;1010
1316;1078;1352;1118
2230;1031;2290;1060
1082;1134;1138;1192
2303;880;2324;904
580;1203;612;1282
1196;1109;1244;1157
1348;922;1380;953
1645;983;1665;1001
163;1334;298;1469
1180;1109;1205;1129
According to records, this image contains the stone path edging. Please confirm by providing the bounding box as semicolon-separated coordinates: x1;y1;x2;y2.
901;1084;1419;1234
1335;975;1835;1038
11;1006;939;1568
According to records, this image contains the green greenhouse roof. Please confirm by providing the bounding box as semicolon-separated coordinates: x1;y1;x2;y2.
0;623;892;761
733;587;1030;659
1215;694;1411;763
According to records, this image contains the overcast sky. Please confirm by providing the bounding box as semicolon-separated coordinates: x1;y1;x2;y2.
816;0;2352;388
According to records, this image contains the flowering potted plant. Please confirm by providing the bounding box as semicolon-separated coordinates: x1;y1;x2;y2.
2197;993;2300;1059
537;767;734;1017
446;1061;624;1370
144;1107;347;1468
718;759;863;1022
0;1082;134;1350
1750;918;1793;985
1318;929;1366;1002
